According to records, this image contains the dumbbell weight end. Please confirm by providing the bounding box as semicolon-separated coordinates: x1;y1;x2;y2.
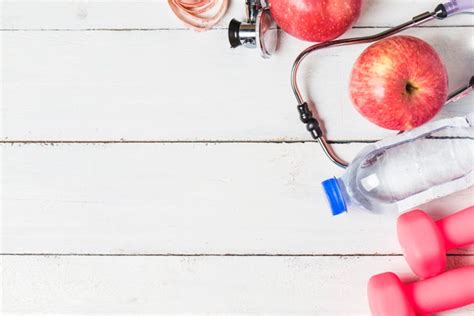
368;266;474;316
405;265;474;314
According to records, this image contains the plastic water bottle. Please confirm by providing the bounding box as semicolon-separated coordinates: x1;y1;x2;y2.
322;113;474;215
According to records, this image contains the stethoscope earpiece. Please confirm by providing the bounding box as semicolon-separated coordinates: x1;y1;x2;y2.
228;1;278;58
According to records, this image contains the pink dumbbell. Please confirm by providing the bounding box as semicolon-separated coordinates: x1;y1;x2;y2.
368;266;474;316
397;206;474;278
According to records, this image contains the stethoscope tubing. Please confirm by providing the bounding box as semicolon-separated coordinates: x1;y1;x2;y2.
291;3;473;168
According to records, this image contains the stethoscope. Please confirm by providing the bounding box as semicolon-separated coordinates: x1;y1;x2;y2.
229;0;474;168
228;0;278;58
292;0;474;168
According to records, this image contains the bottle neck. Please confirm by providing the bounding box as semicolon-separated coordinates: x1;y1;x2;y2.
322;177;348;216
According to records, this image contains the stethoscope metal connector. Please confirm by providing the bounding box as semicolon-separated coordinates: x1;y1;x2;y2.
228;0;278;58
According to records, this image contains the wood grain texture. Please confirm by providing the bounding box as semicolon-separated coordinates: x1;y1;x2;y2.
3;142;473;254
2;27;472;141
2;255;474;314
1;0;473;30
2;1;474;314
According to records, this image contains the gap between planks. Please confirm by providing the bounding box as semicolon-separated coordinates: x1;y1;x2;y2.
1;254;472;257
0;140;376;144
0;25;473;32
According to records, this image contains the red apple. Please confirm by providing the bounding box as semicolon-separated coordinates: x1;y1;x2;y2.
349;36;448;130
269;0;362;42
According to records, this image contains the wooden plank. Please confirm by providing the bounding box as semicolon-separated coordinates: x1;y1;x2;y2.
1;255;473;314
2;28;472;141
2;142;473;254
1;0;473;30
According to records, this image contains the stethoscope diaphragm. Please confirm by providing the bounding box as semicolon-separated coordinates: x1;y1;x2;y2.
228;1;278;58
256;9;278;58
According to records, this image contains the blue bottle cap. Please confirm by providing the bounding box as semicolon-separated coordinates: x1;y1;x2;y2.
322;177;347;216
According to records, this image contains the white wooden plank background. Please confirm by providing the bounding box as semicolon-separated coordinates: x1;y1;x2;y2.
2;256;474;314
2;28;473;141
2;142;474;255
1;0;474;314
2;0;473;29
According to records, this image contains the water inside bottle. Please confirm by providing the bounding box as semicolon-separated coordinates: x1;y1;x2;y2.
353;126;473;208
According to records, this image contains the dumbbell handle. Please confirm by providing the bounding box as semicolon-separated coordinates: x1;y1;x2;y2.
405;265;474;314
436;206;474;249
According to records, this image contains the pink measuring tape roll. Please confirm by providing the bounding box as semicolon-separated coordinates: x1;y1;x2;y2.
168;0;229;32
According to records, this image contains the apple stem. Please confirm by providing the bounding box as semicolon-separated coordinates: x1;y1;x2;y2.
405;81;419;95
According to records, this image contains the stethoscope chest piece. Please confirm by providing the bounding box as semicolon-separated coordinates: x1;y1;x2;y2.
256;9;278;58
228;1;278;58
